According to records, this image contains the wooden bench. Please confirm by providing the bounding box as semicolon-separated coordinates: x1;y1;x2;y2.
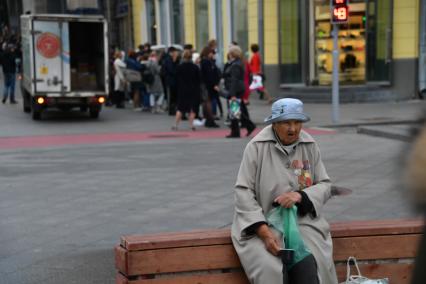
115;219;424;284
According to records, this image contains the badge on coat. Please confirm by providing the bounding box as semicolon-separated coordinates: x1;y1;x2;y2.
291;160;312;190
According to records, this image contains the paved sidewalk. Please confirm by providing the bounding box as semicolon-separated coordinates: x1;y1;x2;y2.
248;97;425;127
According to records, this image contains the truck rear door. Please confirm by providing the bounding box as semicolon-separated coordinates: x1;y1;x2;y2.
33;20;70;93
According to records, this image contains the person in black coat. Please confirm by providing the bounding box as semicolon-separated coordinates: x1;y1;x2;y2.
172;50;200;131
200;46;220;128
223;46;256;138
164;46;180;115
1;43;19;104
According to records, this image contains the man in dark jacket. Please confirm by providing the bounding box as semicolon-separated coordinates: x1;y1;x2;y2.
1;43;18;104
163;46;180;115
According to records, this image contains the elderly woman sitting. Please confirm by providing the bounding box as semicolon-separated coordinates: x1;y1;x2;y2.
231;98;338;284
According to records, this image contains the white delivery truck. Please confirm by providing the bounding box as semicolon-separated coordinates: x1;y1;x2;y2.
20;14;109;120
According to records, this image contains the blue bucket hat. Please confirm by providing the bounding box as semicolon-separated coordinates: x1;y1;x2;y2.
264;98;310;124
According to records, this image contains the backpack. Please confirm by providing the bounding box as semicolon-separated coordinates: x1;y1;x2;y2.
142;65;155;85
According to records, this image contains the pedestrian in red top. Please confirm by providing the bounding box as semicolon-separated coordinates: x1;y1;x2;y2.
249;43;273;104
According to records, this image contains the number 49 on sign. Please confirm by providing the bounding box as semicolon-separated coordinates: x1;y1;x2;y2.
331;0;349;24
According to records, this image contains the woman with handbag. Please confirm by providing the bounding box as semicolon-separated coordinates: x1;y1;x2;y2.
222;46;256;138
250;43;273;104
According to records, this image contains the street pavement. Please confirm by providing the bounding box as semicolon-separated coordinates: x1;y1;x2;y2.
0;84;425;283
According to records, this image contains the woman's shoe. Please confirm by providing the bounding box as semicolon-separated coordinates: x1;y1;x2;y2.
226;134;240;138
171;126;178;131
246;126;256;137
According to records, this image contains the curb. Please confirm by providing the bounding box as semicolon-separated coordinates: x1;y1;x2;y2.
320;119;421;128
356;126;414;142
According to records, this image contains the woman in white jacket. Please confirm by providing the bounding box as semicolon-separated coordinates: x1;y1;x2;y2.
113;51;127;108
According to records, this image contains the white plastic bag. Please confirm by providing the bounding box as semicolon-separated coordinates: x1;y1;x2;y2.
340;257;389;284
249;75;263;90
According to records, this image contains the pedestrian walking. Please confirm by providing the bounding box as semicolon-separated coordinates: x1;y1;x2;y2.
199;46;220;128
250;43;272;103
1;43;19;104
231;98;338;284
172;50;200;131
223;46;256;138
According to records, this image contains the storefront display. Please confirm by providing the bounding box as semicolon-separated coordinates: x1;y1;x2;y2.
314;0;366;85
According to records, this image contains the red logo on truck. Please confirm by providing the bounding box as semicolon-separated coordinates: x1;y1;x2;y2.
36;33;61;58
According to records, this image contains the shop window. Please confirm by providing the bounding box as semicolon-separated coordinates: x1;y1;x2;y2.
314;0;366;85
279;0;302;83
195;0;209;51
232;0;248;55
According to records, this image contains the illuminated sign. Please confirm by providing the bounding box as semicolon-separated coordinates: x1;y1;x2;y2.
331;0;349;24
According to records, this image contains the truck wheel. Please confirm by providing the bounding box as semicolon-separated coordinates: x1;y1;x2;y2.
23;90;31;113
31;100;42;120
89;109;99;119
32;110;41;120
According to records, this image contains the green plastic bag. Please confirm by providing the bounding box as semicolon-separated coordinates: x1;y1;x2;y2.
266;206;312;269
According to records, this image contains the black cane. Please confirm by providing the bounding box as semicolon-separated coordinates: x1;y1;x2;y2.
280;248;294;284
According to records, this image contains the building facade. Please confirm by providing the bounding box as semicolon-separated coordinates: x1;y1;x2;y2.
132;0;425;102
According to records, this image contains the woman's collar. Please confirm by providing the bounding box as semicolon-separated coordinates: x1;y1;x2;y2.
252;125;315;144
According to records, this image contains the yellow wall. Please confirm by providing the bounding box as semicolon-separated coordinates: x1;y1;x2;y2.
132;0;143;48
184;0;196;48
393;0;419;59
264;0;279;64
248;0;258;53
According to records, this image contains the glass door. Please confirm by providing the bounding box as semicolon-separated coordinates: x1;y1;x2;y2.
366;0;392;84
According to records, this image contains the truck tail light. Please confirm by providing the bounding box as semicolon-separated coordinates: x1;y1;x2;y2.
37;97;45;104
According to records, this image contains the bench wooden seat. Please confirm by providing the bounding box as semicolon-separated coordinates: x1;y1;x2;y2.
115;219;424;284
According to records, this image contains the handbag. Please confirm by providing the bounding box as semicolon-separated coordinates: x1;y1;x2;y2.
340;257;389;284
122;68;142;82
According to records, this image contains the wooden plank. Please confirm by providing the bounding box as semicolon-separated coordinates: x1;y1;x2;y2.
121;229;231;251
115;245;129;275
116;272;129;284
127;244;242;276
122;271;250;284
331;219;424;238
333;234;421;261
335;263;413;284
121;219;424;251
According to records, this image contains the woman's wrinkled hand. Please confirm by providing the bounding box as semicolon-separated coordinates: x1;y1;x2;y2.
274;192;302;208
256;224;282;256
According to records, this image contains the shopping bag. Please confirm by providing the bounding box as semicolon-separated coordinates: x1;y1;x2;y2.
266;206;312;269
229;99;241;120
249;75;263;90
339;256;389;284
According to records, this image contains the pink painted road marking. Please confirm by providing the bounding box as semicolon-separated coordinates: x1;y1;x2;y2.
0;128;335;150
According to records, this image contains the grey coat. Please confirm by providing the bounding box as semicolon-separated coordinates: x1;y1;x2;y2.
144;60;164;94
231;125;338;284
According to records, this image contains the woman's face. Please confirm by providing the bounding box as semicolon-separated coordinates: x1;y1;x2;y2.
273;120;302;145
